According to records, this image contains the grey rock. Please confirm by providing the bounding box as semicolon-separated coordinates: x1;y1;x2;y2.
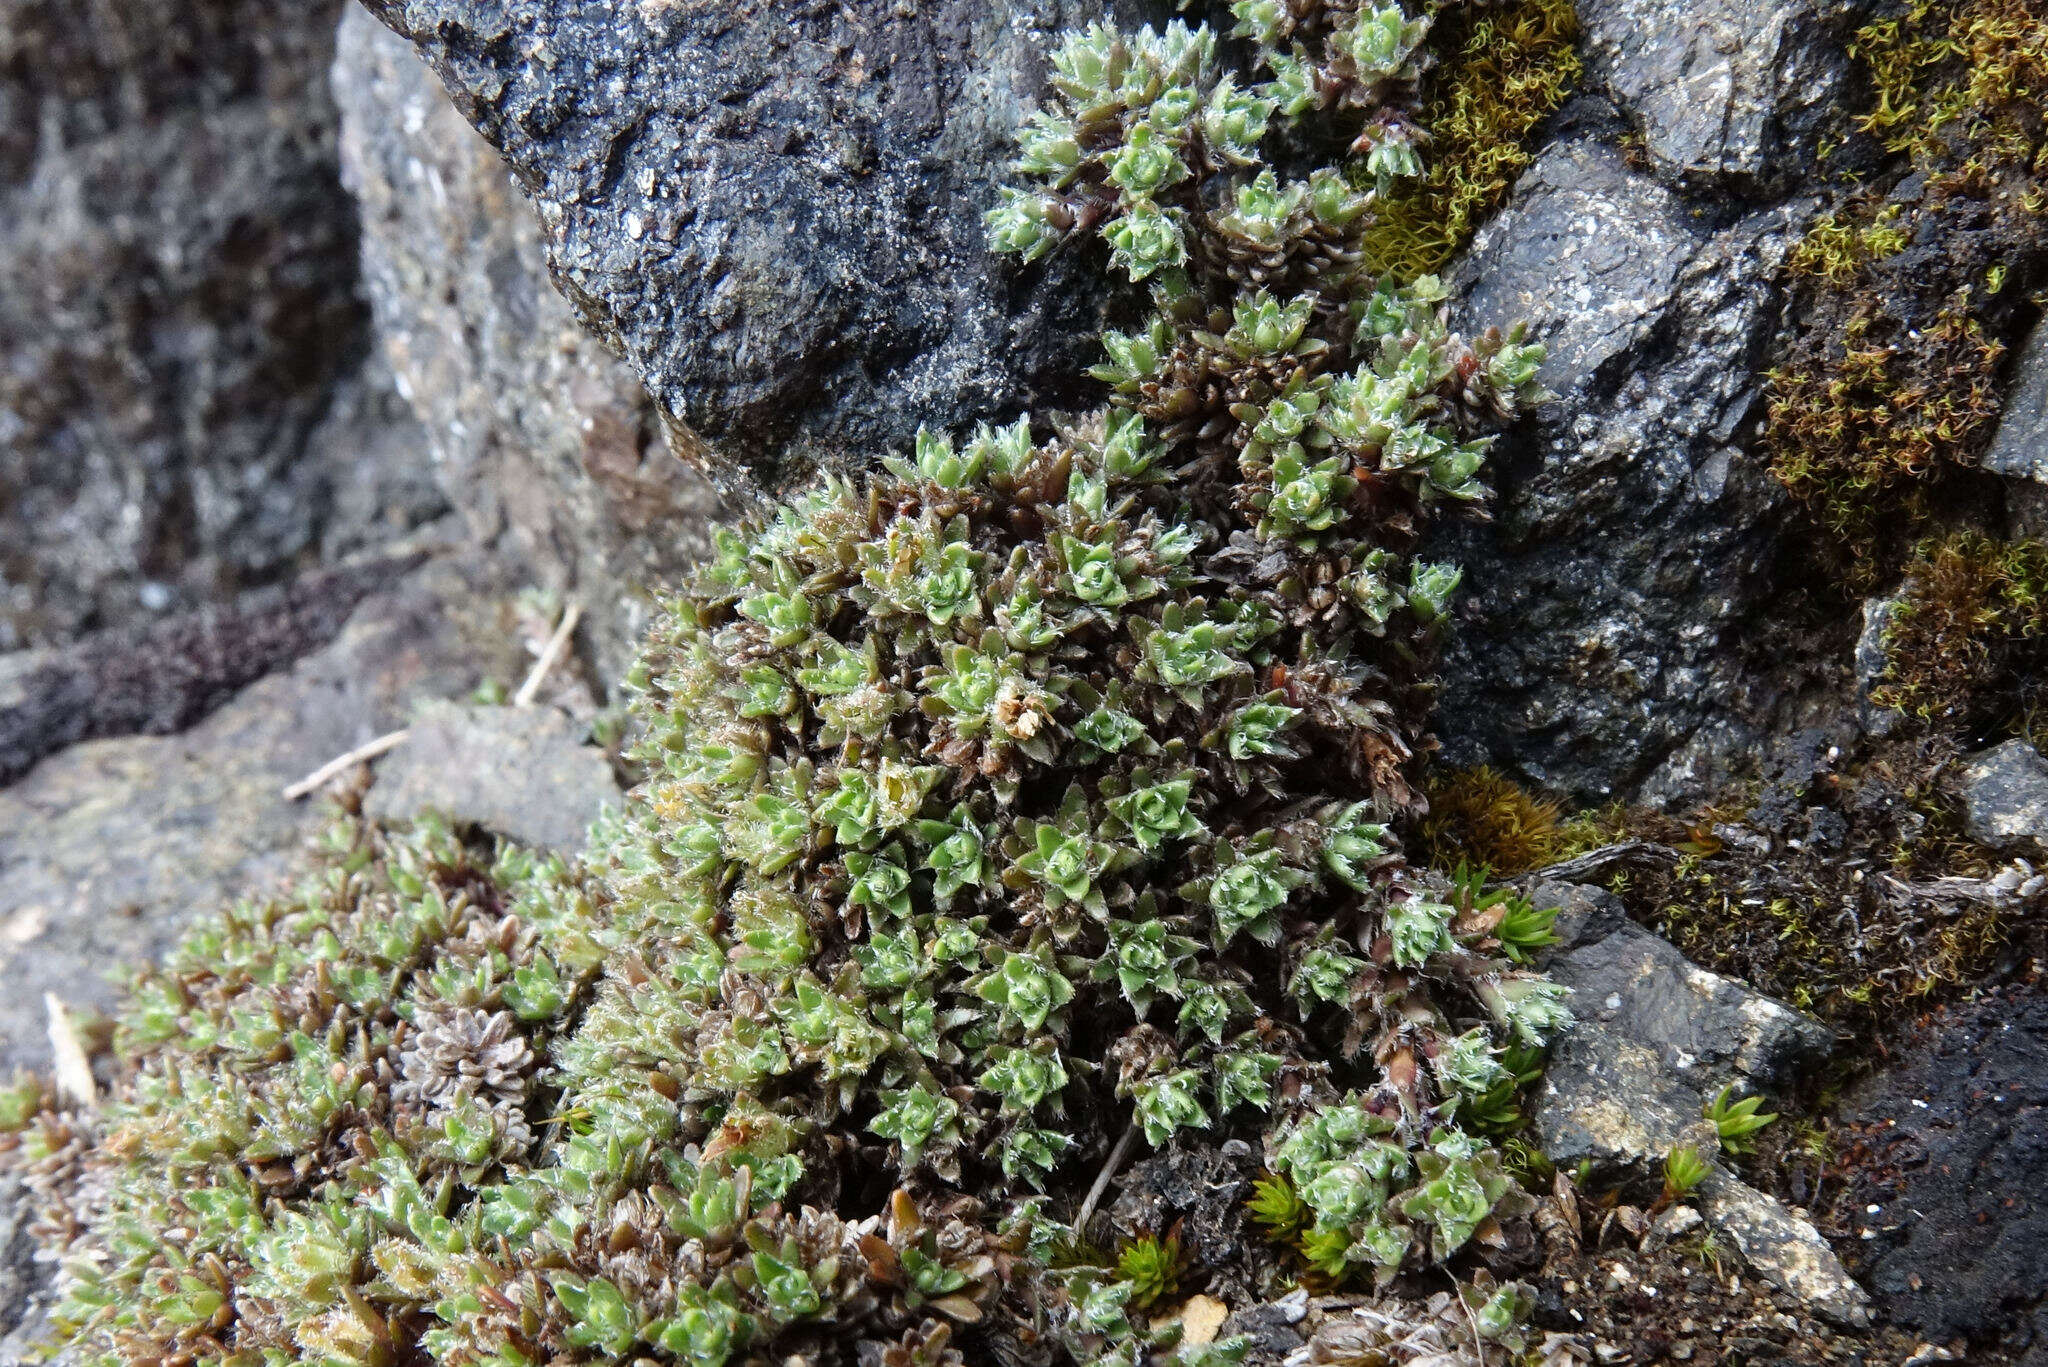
1528;881;1833;1172
0;1174;34;1352
1982;314;2048;483
1957;739;2048;854
1438;130;1815;802
364;699;619;853
0;0;434;650
1578;0;1861;187
0;547;532;1075
1696;1170;1873;1328
1853;595;1904;739
332;9;727;681
0;553;426;786
355;0;1129;498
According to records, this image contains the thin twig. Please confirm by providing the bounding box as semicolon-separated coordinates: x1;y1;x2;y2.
46;993;95;1111
514;602;582;708
1074;1121;1139;1234
1449;1267;1489;1366
1520;841;1685;885
281;727;411;800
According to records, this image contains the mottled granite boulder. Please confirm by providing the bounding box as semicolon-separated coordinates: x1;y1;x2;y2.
1526;880;1834;1172
1982;315;2048;484
1957;739;2048;854
353;0;1135;497
1577;0;1864;188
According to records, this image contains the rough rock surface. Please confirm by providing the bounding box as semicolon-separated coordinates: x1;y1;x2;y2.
1528;882;1868;1324
354;0;1133;497
0;0;437;650
1695;1170;1872;1329
1576;0;1860;187
0;553;426;786
1832;985;2048;1361
1439;123;1817;802
1527;880;1834;1171
1853;595;1904;739
1957;739;2048;854
0;546;532;1076
1983;316;2048;484
332;9;726;680
364;699;619;853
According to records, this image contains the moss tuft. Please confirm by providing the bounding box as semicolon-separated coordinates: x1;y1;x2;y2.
1762;0;2048;584
1416;765;1563;873
1359;0;1582;278
1872;531;2048;723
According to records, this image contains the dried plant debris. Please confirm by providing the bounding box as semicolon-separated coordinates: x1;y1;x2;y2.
0;5;1589;1366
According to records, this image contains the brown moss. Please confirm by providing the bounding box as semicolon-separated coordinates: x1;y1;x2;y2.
1416;765;1563;872
1761;0;2048;586
1359;0;1581;278
1871;530;2048;723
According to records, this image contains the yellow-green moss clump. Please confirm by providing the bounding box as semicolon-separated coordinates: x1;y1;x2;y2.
1872;531;2048;723
1762;0;2048;582
1359;0;1581;278
1416;766;1565;873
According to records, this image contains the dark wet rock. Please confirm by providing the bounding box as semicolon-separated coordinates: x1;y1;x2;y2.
364;699;619;853
1957;739;2048;854
354;0;1131;498
0;0;429;650
1577;0;1863;188
1105;1141;1267;1308
0;547;531;1076
1438;128;1816;803
1832;985;2048;1360
1527;880;1834;1172
1216;1296;1309;1365
0;553;426;786
332;9;727;681
1982;315;2048;484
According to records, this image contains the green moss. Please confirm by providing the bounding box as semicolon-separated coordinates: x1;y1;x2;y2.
1872;530;2048;723
1762;0;2048;584
1416;765;1564;873
1359;0;1582;278
1785;204;1910;286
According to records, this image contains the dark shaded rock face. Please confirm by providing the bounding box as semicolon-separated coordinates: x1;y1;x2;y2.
1577;0;1860;189
1437;121;1819;802
355;0;1134;498
0;0;442;650
1833;986;2048;1363
333;8;728;679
